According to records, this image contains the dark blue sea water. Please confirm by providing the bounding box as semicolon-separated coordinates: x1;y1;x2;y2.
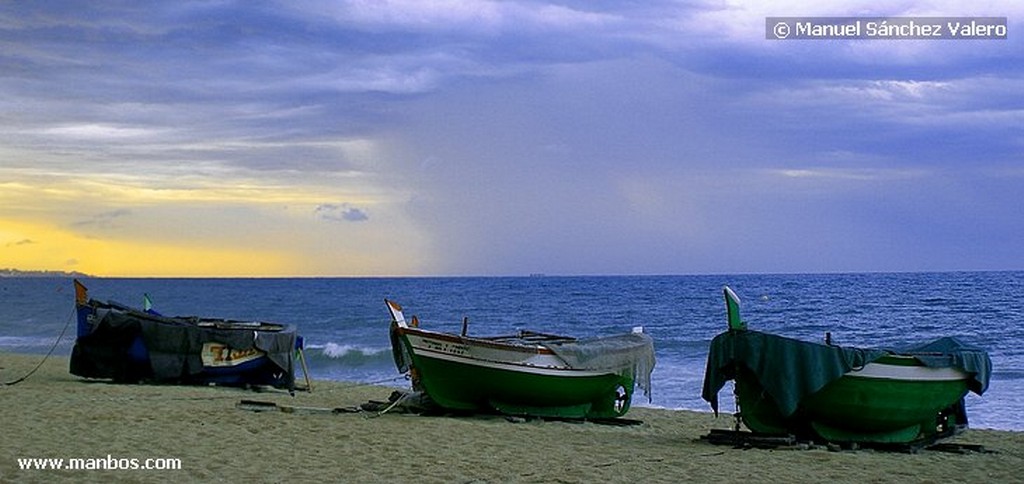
2;272;1021;431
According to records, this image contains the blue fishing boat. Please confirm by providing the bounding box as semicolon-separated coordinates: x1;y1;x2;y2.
70;280;304;390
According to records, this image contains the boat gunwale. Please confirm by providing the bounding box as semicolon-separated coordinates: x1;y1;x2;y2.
410;345;624;378
83;299;289;333
396;325;649;357
846;361;970;382
395;325;558;355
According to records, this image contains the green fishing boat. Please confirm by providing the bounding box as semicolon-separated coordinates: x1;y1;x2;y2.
702;286;992;444
386;300;655;419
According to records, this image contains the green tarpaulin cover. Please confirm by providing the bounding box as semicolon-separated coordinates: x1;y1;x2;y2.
701;330;992;418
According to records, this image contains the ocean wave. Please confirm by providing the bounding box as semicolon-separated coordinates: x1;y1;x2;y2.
303;342;393;366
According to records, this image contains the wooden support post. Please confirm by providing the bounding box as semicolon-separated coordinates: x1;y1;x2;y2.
297;347;313;392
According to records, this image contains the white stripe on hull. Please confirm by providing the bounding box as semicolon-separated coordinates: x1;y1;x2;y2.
404;332;566;367
412;346;617;378
846;362;969;381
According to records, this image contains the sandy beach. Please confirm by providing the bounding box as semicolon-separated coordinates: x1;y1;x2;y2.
2;352;1021;483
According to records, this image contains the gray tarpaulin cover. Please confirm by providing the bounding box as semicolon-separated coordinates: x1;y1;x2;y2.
701;330;991;417
545;332;656;401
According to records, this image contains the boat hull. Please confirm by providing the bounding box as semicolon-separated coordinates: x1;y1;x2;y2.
395;328;635;419
736;356;970;443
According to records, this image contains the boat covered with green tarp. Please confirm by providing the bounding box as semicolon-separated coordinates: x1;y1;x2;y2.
702;286;992;444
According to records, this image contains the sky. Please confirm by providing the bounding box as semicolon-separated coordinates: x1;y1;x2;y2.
1;1;1022;277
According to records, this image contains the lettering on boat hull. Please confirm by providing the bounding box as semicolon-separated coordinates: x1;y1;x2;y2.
201;342;265;367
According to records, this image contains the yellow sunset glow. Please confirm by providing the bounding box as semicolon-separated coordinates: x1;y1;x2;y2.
0;154;431;277
1;220;298;277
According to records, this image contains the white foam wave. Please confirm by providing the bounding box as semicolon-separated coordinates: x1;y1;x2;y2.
325;342;387;358
304;342;391;361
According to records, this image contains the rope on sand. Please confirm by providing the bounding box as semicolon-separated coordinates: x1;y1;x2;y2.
367;391;411;418
3;307;75;386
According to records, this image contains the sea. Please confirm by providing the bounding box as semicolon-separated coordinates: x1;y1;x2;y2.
1;272;1021;431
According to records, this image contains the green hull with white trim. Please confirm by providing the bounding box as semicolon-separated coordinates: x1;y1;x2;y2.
405;344;634;419
386;299;654;420
704;286;990;444
735;359;970;443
